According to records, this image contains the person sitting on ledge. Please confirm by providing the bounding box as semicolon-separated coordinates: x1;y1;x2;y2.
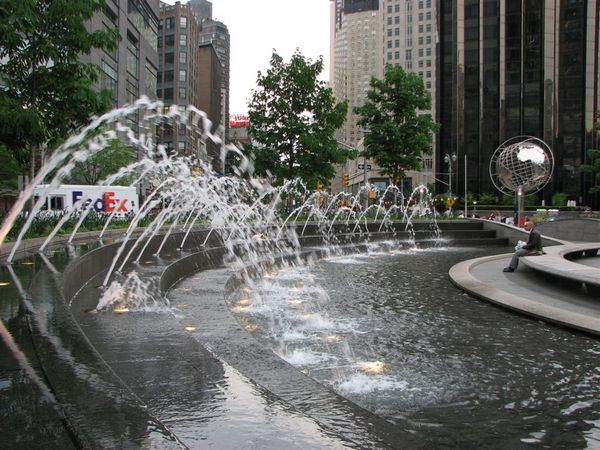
503;220;544;273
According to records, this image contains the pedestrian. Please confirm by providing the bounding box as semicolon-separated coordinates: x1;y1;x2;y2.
503;221;543;272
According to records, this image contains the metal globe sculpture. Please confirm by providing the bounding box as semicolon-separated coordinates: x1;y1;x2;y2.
490;136;554;196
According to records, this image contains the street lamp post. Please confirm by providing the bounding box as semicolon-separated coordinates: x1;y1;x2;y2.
443;153;457;194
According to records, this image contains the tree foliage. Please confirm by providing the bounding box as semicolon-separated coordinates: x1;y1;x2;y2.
68;138;135;185
248;50;351;187
354;65;439;185
0;0;119;181
580;120;600;194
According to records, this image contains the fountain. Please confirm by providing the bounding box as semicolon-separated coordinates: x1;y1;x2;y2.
1;98;598;448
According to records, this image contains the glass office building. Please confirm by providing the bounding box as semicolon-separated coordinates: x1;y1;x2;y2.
439;0;599;208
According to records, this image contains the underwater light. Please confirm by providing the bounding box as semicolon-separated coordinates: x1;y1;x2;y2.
184;326;196;332
360;361;385;374
113;307;129;314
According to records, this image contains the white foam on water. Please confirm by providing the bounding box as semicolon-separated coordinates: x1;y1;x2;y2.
337;372;411;395
280;349;336;366
326;257;367;265
298;313;337;331
282;330;313;342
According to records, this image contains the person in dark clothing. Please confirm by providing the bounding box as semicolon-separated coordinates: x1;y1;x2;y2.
503;221;543;272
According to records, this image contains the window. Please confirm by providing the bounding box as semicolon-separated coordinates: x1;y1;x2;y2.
127;33;138;77
426;70;431;78
395;27;400;36
180;51;186;64
418;48;424;57
100;60;117;103
144;61;157;97
426;12;431;20
387;40;392;49
395;16;400;24
179;69;186;82
426;35;431;44
418;60;424;68
180;33;187;47
395;4;400;12
419;0;424;9
426;59;431;67
406;49;412;59
387;4;392;13
387;28;392;37
419;24;424;33
418;36;424;45
165;17;173;29
426;23;432;32
426;47;431;56
395;39;400;48
426;81;431;88
426;0;431;7
387;16;392;25
180;16;187;28
387;52;392;60
394;51;400;59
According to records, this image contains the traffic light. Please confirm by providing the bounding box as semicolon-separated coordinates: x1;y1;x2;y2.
342;173;349;186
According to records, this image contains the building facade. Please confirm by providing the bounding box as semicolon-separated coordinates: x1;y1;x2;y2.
199;19;231;144
189;0;231;144
84;0;160;114
197;43;223;171
439;0;599;208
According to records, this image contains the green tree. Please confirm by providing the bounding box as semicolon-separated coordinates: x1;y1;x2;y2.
0;0;119;182
355;64;439;185
248;50;351;187
580;120;600;194
68;138;135;185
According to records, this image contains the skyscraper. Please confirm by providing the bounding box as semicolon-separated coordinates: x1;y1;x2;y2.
330;0;439;195
189;0;231;144
439;0;599;208
330;0;383;194
200;19;231;144
157;1;203;156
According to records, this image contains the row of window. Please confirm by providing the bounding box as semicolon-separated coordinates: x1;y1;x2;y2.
387;35;432;48
158;33;187;48
387;23;432;36
160;16;187;30
386;0;431;14
386;11;431;26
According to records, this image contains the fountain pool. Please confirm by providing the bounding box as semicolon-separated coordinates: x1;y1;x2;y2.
219;244;600;448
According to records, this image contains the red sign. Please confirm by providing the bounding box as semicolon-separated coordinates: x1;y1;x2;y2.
229;114;250;127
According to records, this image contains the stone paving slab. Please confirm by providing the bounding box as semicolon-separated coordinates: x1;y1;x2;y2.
521;243;600;289
449;253;600;335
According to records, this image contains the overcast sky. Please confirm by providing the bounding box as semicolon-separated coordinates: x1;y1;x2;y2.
212;0;330;114
165;0;331;115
